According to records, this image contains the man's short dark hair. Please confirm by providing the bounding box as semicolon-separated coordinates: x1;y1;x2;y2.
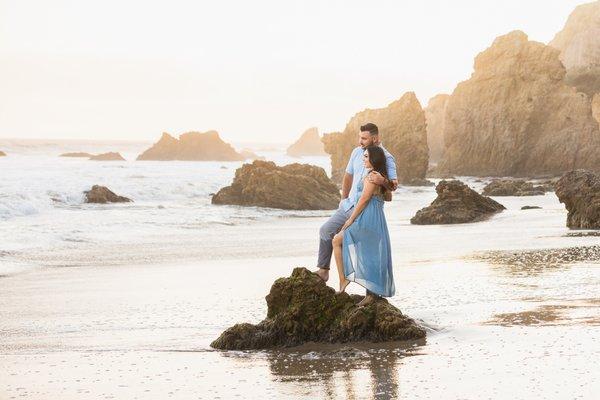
360;123;378;136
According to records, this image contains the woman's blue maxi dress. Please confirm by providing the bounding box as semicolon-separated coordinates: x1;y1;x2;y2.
342;177;395;297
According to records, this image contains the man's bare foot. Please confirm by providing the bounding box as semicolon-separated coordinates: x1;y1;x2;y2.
336;279;350;294
313;268;329;282
357;294;377;307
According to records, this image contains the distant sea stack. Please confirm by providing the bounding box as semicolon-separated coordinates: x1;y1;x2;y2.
438;30;600;177
137;131;244;161
212;160;340;210
286;127;327;157
549;1;600;96
89;152;126;161
322;92;429;184
60;152;93;158
424;94;449;164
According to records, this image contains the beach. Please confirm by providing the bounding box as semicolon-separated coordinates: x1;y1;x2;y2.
1;140;600;399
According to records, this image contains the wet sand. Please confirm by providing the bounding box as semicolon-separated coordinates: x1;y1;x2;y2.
2;252;600;399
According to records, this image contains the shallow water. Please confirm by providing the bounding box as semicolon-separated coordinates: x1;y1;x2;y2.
2;140;600;399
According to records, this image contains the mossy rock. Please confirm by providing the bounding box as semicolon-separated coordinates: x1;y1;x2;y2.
210;267;426;350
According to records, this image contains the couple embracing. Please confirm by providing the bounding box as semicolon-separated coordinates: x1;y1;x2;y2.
315;123;398;307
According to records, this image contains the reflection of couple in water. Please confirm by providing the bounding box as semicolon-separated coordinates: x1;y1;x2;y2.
314;123;398;306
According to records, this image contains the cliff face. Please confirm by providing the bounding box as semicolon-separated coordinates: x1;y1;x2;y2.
438;31;600;177
137;131;244;161
286;127;326;157
322;92;429;184
424;94;450;164
549;1;600;96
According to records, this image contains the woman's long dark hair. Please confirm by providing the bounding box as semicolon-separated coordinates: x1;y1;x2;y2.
365;145;389;195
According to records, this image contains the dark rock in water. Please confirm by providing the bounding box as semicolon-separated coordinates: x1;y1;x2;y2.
84;185;132;204
220;166;227;169
210;268;426;350
402;178;435;187
89;152;126;161
482;179;545;196
60;152;93;158
212;160;340;210
521;206;542;210
287;127;327;157
0;151;5;157
137;131;244;161
555;169;600;229
411;180;505;224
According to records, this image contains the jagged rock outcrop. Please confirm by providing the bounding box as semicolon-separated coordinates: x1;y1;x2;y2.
549;1;600;96
322;92;429;184
555;169;600;229
212;160;340;210
411;180;505;224
286;127;327;157
89;152;125;161
84;185;132;204
60;152;93;158
137;131;244;161
438;31;600;177
482;179;546;196
210;267;426;350
424;94;450;164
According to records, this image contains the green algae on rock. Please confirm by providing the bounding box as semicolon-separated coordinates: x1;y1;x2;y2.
210;267;426;350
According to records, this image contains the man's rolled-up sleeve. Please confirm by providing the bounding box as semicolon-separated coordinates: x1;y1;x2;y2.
386;152;397;180
345;148;357;175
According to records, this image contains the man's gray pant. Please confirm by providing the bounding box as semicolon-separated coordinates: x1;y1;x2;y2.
317;205;353;270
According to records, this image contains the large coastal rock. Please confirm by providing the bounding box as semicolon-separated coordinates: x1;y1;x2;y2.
555;169;600;229
424;94;450;164
60;152;93;158
286;127;327;157
549;1;600;96
322;92;429;184
411;180;505;224
210;267;426;350
438;31;600;177
137;131;244;161
212;160;340;210
84;185;132;204
482;179;546;196
89;152;125;161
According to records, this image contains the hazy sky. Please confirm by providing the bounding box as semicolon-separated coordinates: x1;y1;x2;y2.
0;0;588;144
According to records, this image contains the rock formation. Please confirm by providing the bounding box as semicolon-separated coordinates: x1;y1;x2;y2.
286;127;327;157
60;152;93;158
322;92;429;184
438;31;600;177
239;148;265;160
89;152;126;161
136;131;244;161
424;94;449;164
555;169;600;229
521;206;542;210
212;160;340;210
0;151;6;157
84;185;132;204
410;180;505;224
549;1;600;96
482;179;546;196
210;267;426;350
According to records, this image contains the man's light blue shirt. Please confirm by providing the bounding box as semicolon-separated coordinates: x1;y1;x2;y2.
341;145;397;212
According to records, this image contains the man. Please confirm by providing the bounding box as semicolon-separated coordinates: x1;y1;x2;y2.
315;122;398;282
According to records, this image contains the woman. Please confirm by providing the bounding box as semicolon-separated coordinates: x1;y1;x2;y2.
332;145;395;307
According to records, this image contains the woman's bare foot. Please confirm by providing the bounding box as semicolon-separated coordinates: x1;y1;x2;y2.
357;293;378;307
313;268;329;282
336;279;350;294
